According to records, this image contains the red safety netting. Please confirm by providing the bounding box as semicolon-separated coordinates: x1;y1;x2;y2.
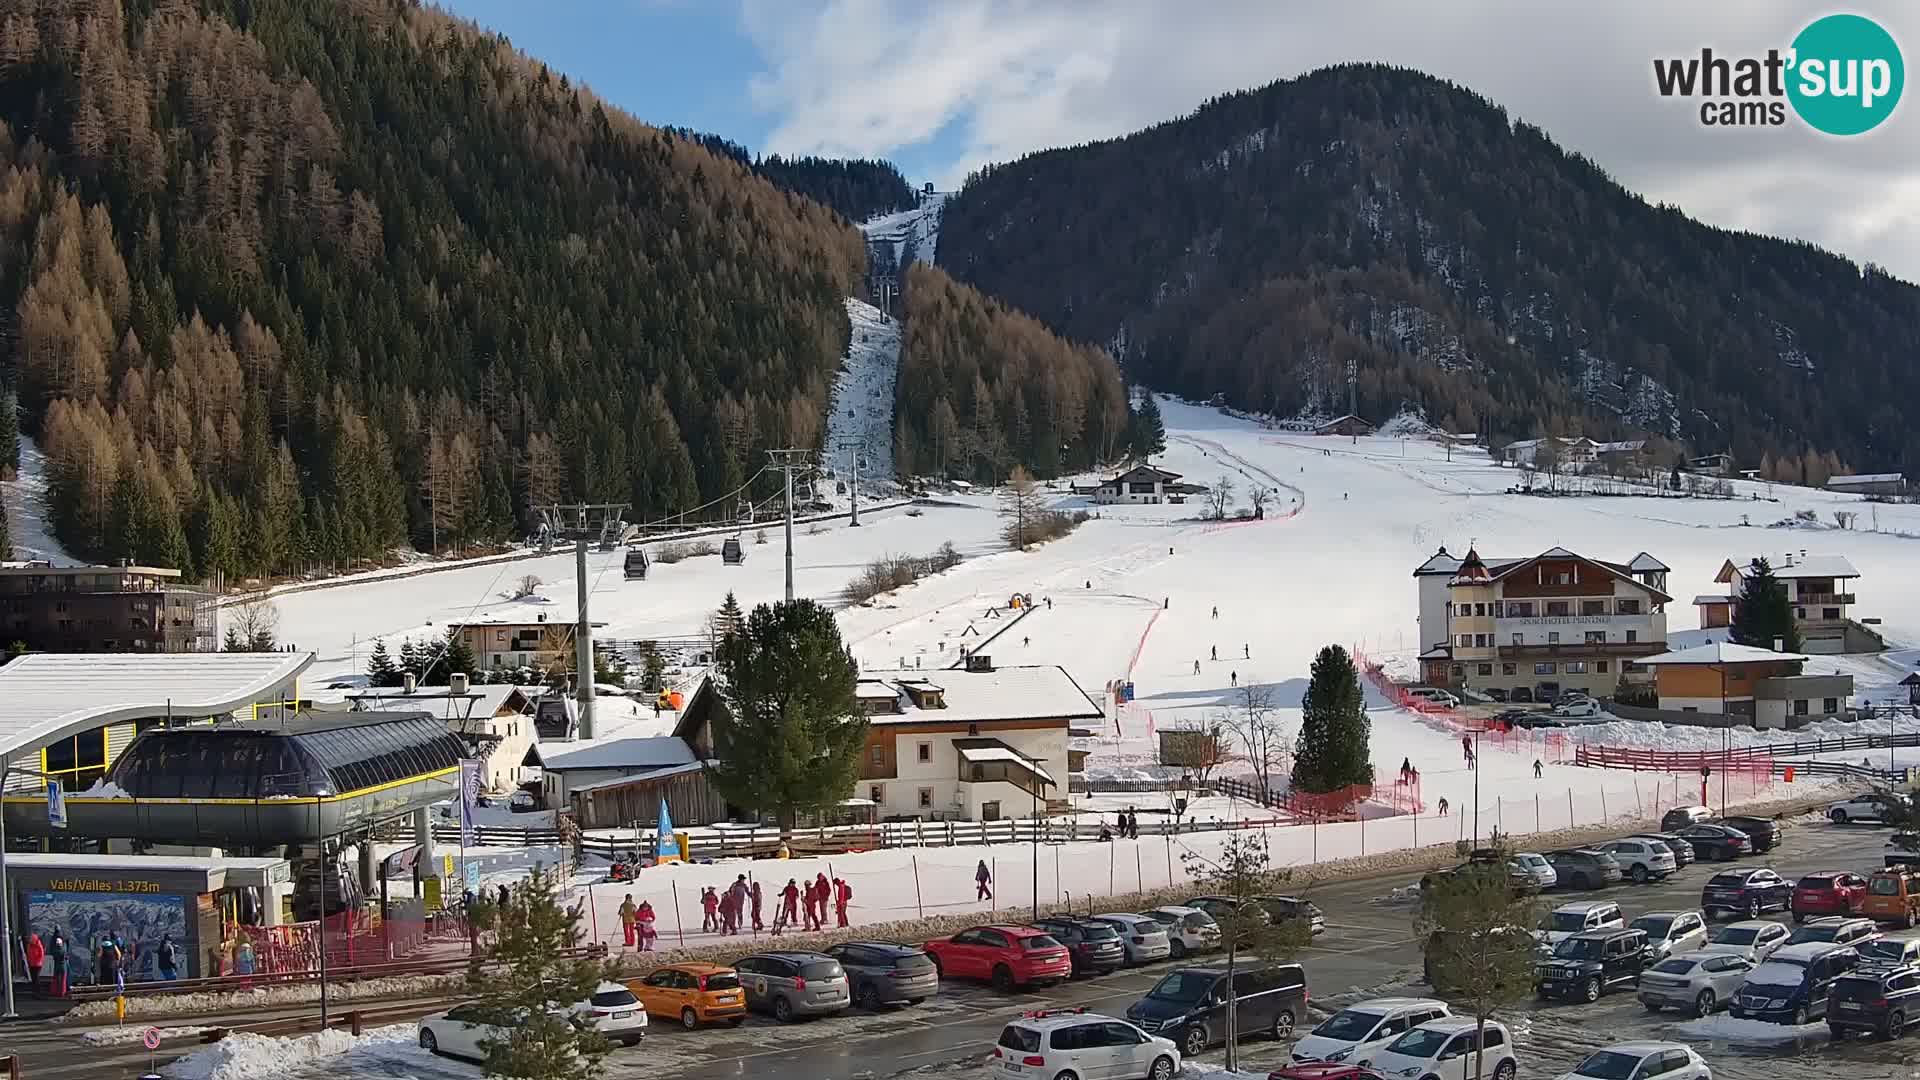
1353;646;1572;759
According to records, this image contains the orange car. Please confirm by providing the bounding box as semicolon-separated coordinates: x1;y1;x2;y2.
627;963;748;1029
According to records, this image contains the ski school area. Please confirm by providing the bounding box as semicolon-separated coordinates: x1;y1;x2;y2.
268;396;1920;952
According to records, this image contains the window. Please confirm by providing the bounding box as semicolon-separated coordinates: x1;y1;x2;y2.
1794;699;1809;716
1596;660;1609;674
1585;631;1606;644
1457;634;1472;647
869;785;884;803
1511;633;1523;646
1507;601;1535;617
870;745;884;765
1616;598;1641;615
1545;601;1570;616
1565;661;1587;674
1450;665;1464;678
1535;662;1556;675
1481;1027;1505;1048
1502;663;1517;675
1548;632;1560;644
1795;607;1806;619
1477;664;1493;676
916;742;931;763
1474;634;1489;647
1581;600;1605;616
1625;630;1638;643
1474;603;1487;617
1823;607;1840;620
1823;698;1838;714
918;787;933;808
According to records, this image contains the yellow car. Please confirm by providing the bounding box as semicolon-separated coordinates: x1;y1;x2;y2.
627;963;748;1029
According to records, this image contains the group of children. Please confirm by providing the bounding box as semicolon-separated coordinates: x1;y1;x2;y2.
619;870;855;947
770;873;853;934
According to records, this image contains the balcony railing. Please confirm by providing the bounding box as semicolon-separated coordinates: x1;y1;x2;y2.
1793;592;1855;606
1497;642;1663;659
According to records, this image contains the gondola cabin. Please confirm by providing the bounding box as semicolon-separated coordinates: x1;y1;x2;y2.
721;536;745;565
624;547;650;580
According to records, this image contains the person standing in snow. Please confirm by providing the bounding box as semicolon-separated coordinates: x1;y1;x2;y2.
700;886;720;933
750;879;765;932
1243;644;1249;658
1193;660;1201;674
975;860;993;900
1230;671;1237;686
813;873;831;928
779;878;801;931
833;878;852;928
1438;797;1450;816
1211;605;1219;619
730;875;751;935
637;900;657;951
1210;645;1218;661
1533;759;1544;779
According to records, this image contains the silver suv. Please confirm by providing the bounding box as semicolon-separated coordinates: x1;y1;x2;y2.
734;951;850;1022
1637;951;1753;1016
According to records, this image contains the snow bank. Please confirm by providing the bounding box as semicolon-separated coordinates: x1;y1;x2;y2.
165;1024;415;1080
66;973;464;1021
79;779;133;799
1672;1013;1827;1045
80;1023;215;1046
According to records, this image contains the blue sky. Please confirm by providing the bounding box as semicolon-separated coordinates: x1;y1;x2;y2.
436;1;1919;277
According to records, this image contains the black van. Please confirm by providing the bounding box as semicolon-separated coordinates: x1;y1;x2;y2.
1124;963;1308;1057
1731;942;1861;1025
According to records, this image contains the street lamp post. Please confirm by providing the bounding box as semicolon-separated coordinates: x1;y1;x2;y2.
1471;726;1483;847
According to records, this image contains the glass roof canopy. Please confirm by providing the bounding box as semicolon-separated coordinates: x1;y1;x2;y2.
108;712;466;800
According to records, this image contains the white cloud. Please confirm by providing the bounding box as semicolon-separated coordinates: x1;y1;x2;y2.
738;0;1920;277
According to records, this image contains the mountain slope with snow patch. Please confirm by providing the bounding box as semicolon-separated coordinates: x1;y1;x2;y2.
824;297;902;484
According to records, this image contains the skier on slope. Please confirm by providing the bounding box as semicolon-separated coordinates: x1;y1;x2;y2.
1210;645;1218;661
1194;660;1202;674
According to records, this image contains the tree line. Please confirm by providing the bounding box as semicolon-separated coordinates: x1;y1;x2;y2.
664;128;918;224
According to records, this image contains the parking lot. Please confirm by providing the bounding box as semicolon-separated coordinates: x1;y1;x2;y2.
613;816;1913;1080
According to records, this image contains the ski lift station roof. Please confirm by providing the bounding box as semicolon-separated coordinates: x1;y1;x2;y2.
0;651;313;764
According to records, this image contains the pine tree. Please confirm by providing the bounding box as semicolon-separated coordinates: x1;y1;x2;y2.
0;389;18;478
367;638;400;687
1292;644;1372;793
441;627;479;681
399;638;423;680
713;591;745;643
1730;557;1802;652
464;866;614;1080
222;626;246;652
710;599;865;830
1129;392;1167;459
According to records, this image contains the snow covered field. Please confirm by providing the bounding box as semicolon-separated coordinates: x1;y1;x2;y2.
266;396;1914;948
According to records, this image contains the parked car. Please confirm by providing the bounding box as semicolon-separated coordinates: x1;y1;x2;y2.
571;982;648;1047
1483;688;1509;703
1093;913;1174;966
1661;805;1714;831
1508;852;1558;890
1701;868;1791;919
1792;872;1870;922
627;963;747;1029
1730;942;1861;1024
1125;963;1308;1056
1370;1017;1518;1080
1628;832;1697;869
993;1009;1180;1080
1269;1066;1391;1080
1536;928;1650;1003
1865;863;1920;928
1408;688;1461;708
1629;910;1709;961
734;951;850;1022
1677;823;1753;863
1552;698;1602;719
1715;815;1781;854
1033;917;1128;976
1510;687;1534;703
1598;838;1678;884
923;925;1071;992
821;941;938;1010
1561;1043;1711;1080
418;1003;516;1061
1637;951;1753;1016
1830;791;1907;824
1699;919;1792;963
1546;849;1624;890
1789;916;1880;950
1859;935;1920;966
1145;905;1221;958
507;788;538;812
1288;997;1451;1067
1540;901;1626;950
1186;894;1268;925
1256;895;1328;936
1827;962;1920;1039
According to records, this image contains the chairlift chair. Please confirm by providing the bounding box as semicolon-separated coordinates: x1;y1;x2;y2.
735;496;754;525
721;535;746;565
624;547;650;580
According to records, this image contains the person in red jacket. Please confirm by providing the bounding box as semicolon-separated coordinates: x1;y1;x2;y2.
778;878;801;933
812;872;831;928
801;878;819;931
23;929;45;995
700;886;720;933
832;878;852;928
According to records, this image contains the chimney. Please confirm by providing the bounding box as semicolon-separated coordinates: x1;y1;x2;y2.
450;672;469;695
1773;637;1784;652
403;672;417;693
537;613;546;623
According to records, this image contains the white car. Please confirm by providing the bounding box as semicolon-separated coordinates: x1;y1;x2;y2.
1371;1017;1518;1080
509;789;539;811
992;1010;1180;1080
1829;792;1903;824
1409;688;1461;708
1092;913;1173;965
1144;905;1220;959
1598;839;1677;884
1289;997;1451;1066
1558;1042;1711;1080
1510;853;1558;890
573;981;648;1046
419;1003;515;1061
1539;901;1626;952
1553;698;1601;719
1629;910;1709;961
1697;920;1791;964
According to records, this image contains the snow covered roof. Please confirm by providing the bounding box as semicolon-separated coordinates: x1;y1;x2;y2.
568;760;708;793
956;743;1056;783
856;680;901;699
1719;555;1859;581
1103;464;1182;484
345;684;530;720
1826;473;1904;487
859;665;1103;726
526;735;698;771
1637;642;1809;666
1627;552;1670;573
1594;439;1648;454
1481;548;1674;602
0;652;312;762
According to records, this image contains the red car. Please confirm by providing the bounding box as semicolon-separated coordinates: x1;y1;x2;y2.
922;925;1072;992
1792;871;1870;922
1270;1065;1388;1080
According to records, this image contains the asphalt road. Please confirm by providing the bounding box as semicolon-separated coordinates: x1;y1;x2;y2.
10;819;1911;1080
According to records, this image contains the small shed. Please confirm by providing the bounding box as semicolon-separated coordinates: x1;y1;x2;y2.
1314;415;1376;438
1902;671;1920;707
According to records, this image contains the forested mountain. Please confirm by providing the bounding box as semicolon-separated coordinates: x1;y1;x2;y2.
666;129;917;224
939;64;1920;474
0;0;867;577
894;262;1127;482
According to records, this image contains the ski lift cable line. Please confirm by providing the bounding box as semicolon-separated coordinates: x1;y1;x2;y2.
628;464;776;530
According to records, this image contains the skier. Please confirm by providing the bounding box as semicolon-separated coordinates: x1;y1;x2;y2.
730;875;751;935
814;873;832;928
700;886;720;933
718;884;736;936
1243;644;1250;659
1438;797;1450;816
779;878;801;931
1211;605;1219;619
750;879;765;932
1023;636;1030;647
157;935;179;982
620;894;639;947
1210;645;1218;661
24;929;43;995
1045;597;1052;609
1194;660;1202;675
1533;759;1544;779
1399;757;1412;784
636;900;657;951
976;860;993;900
1460;734;1473;766
1230;671;1238;686
1099;821;1114;842
833;878;853;928
1126;807;1140;839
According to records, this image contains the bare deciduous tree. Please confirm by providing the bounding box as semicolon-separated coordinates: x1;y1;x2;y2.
510;574;543;599
1222;681;1288;802
1248;486;1272;518
1206;474;1236;520
226;594;280;651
